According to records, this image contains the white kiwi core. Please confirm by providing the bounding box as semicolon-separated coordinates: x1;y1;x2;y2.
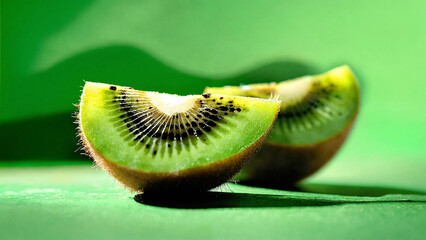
147;92;198;116
277;76;312;109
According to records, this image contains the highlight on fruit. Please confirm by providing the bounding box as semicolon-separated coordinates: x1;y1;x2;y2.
77;82;281;192
205;65;360;186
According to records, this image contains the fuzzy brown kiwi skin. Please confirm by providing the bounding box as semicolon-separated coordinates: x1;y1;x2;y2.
238;110;358;187
79;116;276;193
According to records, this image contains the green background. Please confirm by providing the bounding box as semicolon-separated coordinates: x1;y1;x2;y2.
1;0;425;239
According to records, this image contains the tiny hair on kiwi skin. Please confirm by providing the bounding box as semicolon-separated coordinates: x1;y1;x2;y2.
205;65;360;186
77;82;281;192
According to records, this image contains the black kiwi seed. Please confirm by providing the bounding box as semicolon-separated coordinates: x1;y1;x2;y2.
175;133;181;140
121;106;131;112
185;123;190;127
236;108;241;112
209;115;222;121
205;120;216;127
137;124;147;131
220;97;224;99
202;111;211;118
188;128;195;135
168;132;175;140
209;109;218;114
191;121;197;127
133;117;141;124
202;93;211;98
219;106;228;111
196;129;203;136
110;86;117;91
229;108;235;112
146;144;150;149
153;150;157;155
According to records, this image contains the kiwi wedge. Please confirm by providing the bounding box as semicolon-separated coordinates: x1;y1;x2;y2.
205;65;360;186
78;82;280;192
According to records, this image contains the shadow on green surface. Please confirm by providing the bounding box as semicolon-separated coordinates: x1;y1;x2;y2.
0;113;84;160
298;183;426;197
238;181;426;197
0;113;83;160
134;188;425;209
135;192;341;208
1;45;315;161
134;182;426;209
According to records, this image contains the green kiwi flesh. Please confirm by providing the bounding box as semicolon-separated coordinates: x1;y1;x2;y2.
205;65;360;185
78;82;281;192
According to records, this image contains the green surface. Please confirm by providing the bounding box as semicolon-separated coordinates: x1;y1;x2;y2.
1;160;426;240
1;0;426;239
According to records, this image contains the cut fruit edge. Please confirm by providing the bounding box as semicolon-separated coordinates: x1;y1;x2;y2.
204;65;361;145
76;82;281;191
78;82;281;172
78;111;275;192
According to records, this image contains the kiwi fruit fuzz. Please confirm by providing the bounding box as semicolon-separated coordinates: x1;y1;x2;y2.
77;82;281;192
205;65;360;186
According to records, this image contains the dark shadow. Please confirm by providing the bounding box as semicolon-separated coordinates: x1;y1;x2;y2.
134;192;342;209
0;113;86;160
1;45;315;160
238;181;426;197
296;184;426;197
298;183;426;197
134;190;425;209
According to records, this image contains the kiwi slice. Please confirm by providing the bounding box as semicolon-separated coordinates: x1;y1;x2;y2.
205;65;360;185
77;82;280;192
